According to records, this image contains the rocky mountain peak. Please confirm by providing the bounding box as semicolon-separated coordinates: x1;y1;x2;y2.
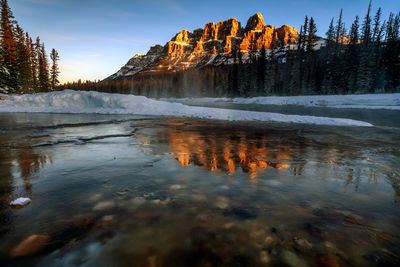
107;12;299;80
244;12;266;32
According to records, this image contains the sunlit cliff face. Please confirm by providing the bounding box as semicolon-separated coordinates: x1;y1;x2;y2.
167;129;290;179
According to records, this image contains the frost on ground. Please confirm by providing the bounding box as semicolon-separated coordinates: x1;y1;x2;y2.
0;90;372;127
10;197;31;207
170;94;400;110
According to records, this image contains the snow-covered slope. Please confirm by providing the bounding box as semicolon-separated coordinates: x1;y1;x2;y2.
0;90;372;127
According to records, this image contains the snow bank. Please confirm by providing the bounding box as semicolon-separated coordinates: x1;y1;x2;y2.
232;94;400;110
0;90;372;127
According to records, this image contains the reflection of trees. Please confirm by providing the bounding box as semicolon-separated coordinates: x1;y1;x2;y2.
0;147;51;239
16;149;51;194
386;173;400;203
0;148;15;238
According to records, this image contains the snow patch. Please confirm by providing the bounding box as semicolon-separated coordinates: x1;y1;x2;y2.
10;197;31;207
0;90;372;127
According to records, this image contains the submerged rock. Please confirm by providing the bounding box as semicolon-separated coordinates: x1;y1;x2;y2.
305;223;322;238
102;215;114;222
9;197;31;208
316;254;341;267
131;197;146;206
169;184;184;190
93;201;115;211
216;196;230;209
281;250;310;267
259;250;271;264
11;235;50;257
293;237;313;251
222;207;257;220
49;216;96;250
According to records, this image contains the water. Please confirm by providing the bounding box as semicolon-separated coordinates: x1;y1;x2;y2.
0;113;399;266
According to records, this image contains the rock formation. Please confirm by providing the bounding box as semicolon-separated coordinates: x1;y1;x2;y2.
108;12;298;80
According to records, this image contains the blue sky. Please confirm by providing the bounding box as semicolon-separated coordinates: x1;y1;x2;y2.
9;0;399;83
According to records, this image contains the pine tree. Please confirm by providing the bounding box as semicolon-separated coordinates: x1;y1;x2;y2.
335;9;344;50
15;24;31;92
297;25;303;53
37;40;49;91
306;17;318;53
24;32;34;92
305;17;318;91
326;18;335;47
29;37;38;91
361;0;372;47
257;46;266;94
0;0;18;92
346;16;360;92
302;16;309;49
372;8;382;42
356;1;375;92
50;48;59;90
383;12;400;91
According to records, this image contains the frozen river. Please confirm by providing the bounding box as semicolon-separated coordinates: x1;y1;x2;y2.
0;113;399;266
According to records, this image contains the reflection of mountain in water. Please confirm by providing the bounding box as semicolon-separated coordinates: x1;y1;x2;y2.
149;121;400;199
166;128;293;179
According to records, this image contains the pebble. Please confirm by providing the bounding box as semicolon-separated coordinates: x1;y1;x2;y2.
260;251;271;264
89;194;102;201
170;184;184;190
192;194;207;202
11;235;50;257
223;207;257;220
264;235;274;245
224;222;235;229
93;201;115;211
116;189;130;196
216;196;229;209
317;254;341;267
305;223;322;238
281;250;310;267
131;197;146;206
294;237;313;250
102;215;114;222
151;199;161;204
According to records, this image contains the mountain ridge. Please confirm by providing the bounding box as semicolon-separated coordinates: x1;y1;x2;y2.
106;12;298;80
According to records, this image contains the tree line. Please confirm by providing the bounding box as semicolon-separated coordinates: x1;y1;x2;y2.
9;0;400;97
0;0;60;94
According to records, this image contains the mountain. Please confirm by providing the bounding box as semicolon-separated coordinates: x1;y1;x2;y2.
106;12;298;81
